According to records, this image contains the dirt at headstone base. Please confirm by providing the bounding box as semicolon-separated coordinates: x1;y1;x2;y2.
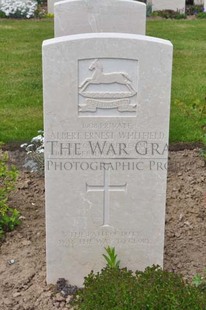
0;148;206;310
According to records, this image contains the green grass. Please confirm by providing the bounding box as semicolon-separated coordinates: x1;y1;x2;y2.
0;18;53;143
147;19;206;142
0;18;205;143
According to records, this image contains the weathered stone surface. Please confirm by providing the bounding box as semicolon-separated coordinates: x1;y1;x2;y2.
194;0;204;5
54;0;146;37
149;0;185;13
43;32;173;286
47;0;58;14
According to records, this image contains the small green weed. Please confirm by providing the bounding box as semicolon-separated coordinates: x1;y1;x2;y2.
193;274;204;287
0;152;20;238
102;246;120;269
0;208;20;236
192;270;206;291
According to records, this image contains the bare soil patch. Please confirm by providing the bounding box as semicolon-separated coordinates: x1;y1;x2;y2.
0;147;206;310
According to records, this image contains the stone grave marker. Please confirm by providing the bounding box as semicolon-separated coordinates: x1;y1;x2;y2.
47;0;60;14
43;31;173;286
194;0;203;5
54;0;146;37
149;0;185;13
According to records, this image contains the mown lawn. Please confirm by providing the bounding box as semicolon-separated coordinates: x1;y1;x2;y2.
147;19;206;143
0;18;53;142
0;18;205;143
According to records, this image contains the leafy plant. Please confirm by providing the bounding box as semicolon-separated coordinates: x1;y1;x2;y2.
197;12;206;19
102;246;120;269
36;0;47;4
21;130;44;173
0;208;20;236
0;152;19;237
44;13;54;18
0;0;38;19
186;4;204;16
155;9;186;19
193;274;204;287
192;270;206;291
0;10;6;18
175;13;187;20
72;265;206;309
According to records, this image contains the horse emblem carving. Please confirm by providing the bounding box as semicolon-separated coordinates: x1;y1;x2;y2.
78;59;137;113
79;59;137;98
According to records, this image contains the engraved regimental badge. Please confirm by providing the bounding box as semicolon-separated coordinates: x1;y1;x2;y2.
78;58;138;117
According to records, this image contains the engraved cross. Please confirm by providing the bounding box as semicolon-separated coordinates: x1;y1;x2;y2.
86;170;127;227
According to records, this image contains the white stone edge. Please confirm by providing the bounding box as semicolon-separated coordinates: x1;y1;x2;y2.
54;0;146;9
42;33;173;48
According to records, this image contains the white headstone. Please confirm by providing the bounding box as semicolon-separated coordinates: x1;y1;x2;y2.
204;0;206;11
54;0;146;37
43;32;173;286
151;0;185;13
47;0;60;14
194;0;203;5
